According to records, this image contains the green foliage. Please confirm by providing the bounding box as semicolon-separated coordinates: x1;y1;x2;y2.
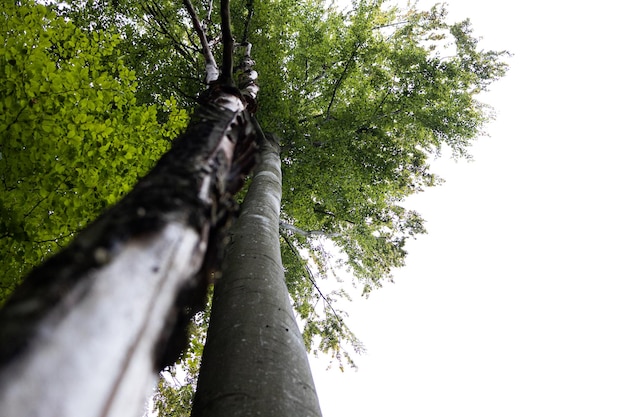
52;0;215;110
46;2;509;299
233;0;508;368
281;233;364;371
151;311;209;417
0;1;188;304
245;0;509;291
1;0;509;411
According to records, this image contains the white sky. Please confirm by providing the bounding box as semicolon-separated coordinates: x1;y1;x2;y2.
308;0;626;415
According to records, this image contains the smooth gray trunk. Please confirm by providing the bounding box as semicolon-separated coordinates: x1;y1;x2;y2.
190;134;323;417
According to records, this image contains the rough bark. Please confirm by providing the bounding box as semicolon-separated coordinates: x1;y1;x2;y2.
190;134;323;417
0;87;257;417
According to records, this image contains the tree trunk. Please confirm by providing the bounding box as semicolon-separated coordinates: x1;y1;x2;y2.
0;91;257;417
190;134;323;417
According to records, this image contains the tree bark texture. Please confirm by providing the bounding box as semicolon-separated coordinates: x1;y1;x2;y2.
0;88;257;417
190;134;323;417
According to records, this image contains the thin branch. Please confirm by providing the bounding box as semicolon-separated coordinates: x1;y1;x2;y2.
143;2;196;65
1;104;28;135
300;71;326;91
203;0;214;32
373;20;411;30
314;207;356;225
24;181;62;220
183;0;219;82
183;23;201;52
33;232;74;245
219;0;234;84
280;232;343;324
279;221;339;238
171;83;203;104
23;195;48;220
370;86;392;121
182;0;212;59
325;48;359;120
1;172;18;191
298;113;324;124
241;0;254;44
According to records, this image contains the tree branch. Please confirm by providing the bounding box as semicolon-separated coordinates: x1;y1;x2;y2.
325;47;359;120
279;221;339;238
143;2;196;65
203;0;214;32
23;194;48;220
184;23;201;52
32;232;74;245
219;0;234;85
171;83;203;105
314;206;356;225
280;233;343;325
373;20;411;30
370;86;392;121
241;0;254;44
183;0;219;83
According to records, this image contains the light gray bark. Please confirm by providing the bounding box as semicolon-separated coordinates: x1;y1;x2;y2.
0;224;203;417
190;134;323;417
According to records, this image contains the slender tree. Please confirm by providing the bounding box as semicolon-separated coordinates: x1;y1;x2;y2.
190;133;322;417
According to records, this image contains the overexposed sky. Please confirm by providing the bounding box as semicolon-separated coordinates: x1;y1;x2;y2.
309;0;626;415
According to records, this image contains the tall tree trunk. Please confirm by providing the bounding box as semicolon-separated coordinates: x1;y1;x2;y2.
0;90;257;417
190;134;323;417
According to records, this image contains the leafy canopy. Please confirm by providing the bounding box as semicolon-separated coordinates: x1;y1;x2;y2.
64;0;509;375
232;0;509;358
1;0;509;404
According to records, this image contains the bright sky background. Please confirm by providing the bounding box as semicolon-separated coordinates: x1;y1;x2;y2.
308;0;626;415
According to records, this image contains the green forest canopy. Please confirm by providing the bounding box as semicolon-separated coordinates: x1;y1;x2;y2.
0;0;509;399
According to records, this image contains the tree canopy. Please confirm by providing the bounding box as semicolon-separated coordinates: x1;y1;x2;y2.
0;1;189;303
1;0;509;410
